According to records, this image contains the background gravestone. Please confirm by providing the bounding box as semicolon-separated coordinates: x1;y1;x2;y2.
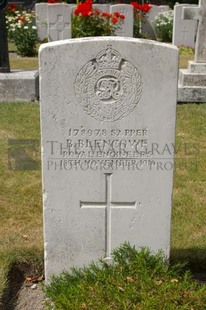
178;0;206;102
93;3;110;12
141;5;159;40
172;4;197;48
48;3;71;41
40;37;178;281
159;5;170;12
110;4;133;37
35;3;48;42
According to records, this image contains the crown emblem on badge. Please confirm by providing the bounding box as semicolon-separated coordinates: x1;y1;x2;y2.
75;45;143;122
96;45;122;70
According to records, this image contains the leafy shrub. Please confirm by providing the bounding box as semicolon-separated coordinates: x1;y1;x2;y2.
6;4;37;57
130;2;152;38
72;0;125;38
45;243;206;309
154;10;174;42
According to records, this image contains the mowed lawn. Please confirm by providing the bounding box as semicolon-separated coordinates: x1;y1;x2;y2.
0;103;206;295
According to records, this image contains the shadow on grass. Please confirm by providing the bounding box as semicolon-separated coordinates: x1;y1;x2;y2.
1;247;206;309
1;262;43;310
171;247;206;272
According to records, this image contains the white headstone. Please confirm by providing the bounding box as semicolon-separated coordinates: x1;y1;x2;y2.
159;5;170;13
35;3;48;42
142;5;159;40
48;4;71;42
178;0;206;102
183;0;206;62
93;3;110;12
172;4;197;48
110;4;133;37
40;37;178;280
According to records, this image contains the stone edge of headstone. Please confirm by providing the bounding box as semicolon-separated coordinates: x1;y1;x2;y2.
39;36;179;54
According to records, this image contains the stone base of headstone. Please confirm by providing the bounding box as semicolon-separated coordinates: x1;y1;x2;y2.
178;61;206;102
0;70;39;102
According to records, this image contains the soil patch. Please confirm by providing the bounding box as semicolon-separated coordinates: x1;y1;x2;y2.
1;262;45;310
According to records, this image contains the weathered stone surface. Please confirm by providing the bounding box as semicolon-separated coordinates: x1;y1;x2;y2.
142;5;159;40
172;4;197;48
183;0;206;63
39;37;178;281
0;70;39;102
93;3;110;12
35;3;48;42
159;5;170;12
188;61;206;73
48;4;71;42
178;0;206;102
179;69;206;86
110;4;133;37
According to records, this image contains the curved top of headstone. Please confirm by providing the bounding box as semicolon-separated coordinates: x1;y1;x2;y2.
183;0;206;63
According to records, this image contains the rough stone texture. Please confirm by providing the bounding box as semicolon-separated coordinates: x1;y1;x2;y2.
0;70;39;102
179;69;206;86
183;0;206;63
110;4;133;37
159;5;170;12
93;3;110;12
188;61;206;73
172;4;197;49
39;37;178;281
142;5;159;40
35;3;48;42
178;0;206;102
48;4;71;42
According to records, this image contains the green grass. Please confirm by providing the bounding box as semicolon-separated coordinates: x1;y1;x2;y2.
0;103;43;294
0;103;206;305
9;42;39;70
45;243;206;309
8;43;194;70
171;104;206;270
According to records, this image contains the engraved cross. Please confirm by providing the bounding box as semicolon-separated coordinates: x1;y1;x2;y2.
181;26;188;42
80;173;137;260
50;15;65;40
183;0;206;62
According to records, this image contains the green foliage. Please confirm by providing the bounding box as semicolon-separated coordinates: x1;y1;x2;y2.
6;6;38;57
179;46;194;56
72;2;125;38
154;10;173;42
72;14;116;38
45;243;206;309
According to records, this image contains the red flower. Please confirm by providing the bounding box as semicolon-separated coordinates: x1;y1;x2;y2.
119;14;125;19
18;17;26;22
130;2;141;10
102;12;111;18
111;16;118;24
141;3;151;12
47;0;60;3
114;11;120;17
74;1;92;16
130;1;151;12
6;4;17;11
94;9;100;15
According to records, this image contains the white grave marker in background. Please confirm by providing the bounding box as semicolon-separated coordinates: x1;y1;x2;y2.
40;37;178;280
110;4;133;37
48;4;71;41
142;5;159;40
35;3;48;42
172;4;197;48
178;0;206;102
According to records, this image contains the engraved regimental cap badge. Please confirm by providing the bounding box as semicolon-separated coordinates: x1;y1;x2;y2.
75;45;143;122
